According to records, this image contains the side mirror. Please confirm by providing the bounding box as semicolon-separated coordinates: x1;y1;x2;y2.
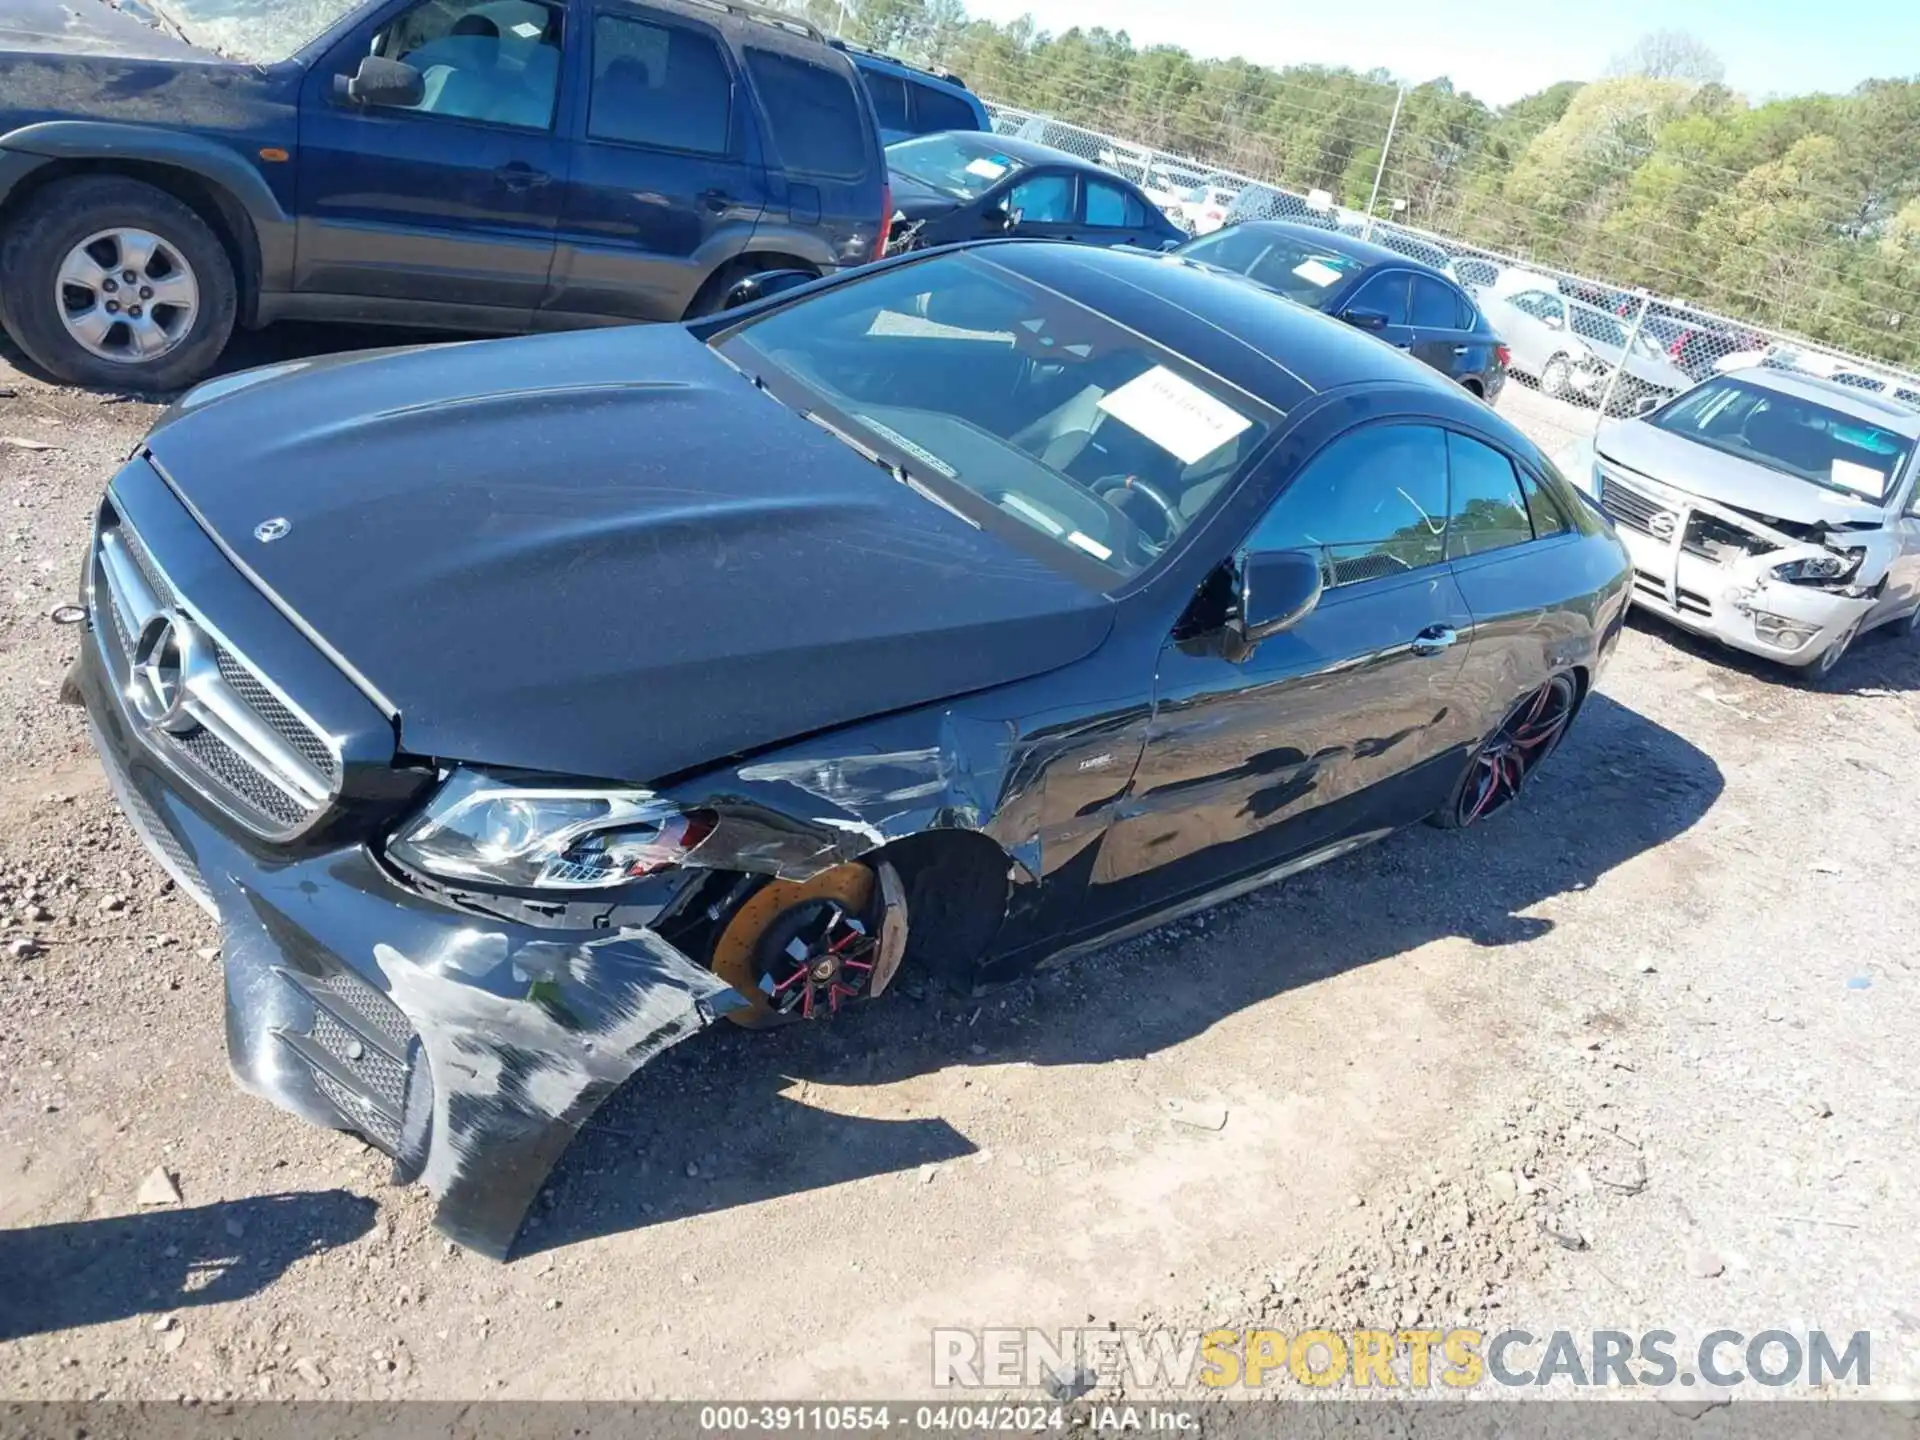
333;55;425;108
1341;307;1390;332
1632;394;1662;418
718;268;816;312
1230;549;1323;647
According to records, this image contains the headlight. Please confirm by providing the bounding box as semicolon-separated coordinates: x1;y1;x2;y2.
388;769;713;890
1772;550;1863;584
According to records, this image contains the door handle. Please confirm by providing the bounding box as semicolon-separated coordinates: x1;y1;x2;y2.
699;188;732;213
496;163;551;191
1410;624;1458;656
1452;344;1471;355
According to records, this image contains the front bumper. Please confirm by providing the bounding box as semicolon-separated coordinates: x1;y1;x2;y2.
75;550;743;1260
1602;489;1872;668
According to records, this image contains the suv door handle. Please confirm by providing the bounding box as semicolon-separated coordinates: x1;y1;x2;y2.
1410;624;1458;655
496;163;551;191
699;188;732;213
1452;344;1471;355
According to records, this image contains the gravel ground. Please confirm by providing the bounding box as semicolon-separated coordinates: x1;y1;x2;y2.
1;337;1916;1406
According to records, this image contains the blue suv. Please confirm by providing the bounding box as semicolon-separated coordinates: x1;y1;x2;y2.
833;42;989;146
0;0;889;389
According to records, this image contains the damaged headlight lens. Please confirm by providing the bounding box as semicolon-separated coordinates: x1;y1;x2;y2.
1772;551;1864;584
387;770;713;890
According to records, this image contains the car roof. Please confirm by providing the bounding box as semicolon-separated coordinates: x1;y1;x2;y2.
835;41;972;93
1220;221;1452;279
967;241;1527;440
936;132;1122;171
1723;367;1920;435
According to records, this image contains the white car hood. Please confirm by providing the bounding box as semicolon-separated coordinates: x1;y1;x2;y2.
1594;420;1889;529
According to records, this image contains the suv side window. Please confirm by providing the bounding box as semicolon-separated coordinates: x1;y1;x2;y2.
863;70;910;132
379;0;563;130
742;48;868;177
1411;274;1461;329
1085;179;1147;228
589;13;732;153
1347;272;1410;326
912;84;979;133
1446;432;1534;558
1247;424;1449;588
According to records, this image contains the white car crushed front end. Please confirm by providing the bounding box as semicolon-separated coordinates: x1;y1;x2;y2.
1562;437;1895;670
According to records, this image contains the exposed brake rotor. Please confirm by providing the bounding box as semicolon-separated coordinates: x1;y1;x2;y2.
710;863;904;1028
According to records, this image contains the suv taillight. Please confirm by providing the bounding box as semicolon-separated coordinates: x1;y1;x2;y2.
875;183;892;262
1495;344;1511;369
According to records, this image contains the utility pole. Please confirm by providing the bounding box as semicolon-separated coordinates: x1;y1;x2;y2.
1361;85;1405;243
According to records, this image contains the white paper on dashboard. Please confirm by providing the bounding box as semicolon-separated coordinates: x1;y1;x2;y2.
1831;457;1888;499
964;158;1009;181
1096;365;1253;466
1292;258;1346;287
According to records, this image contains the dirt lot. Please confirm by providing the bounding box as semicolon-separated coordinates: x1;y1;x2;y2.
1;337;1916;1405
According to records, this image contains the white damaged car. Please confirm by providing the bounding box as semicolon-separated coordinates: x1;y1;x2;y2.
1562;367;1920;679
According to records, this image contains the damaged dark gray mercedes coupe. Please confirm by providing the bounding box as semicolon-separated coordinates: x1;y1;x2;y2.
71;239;1631;1259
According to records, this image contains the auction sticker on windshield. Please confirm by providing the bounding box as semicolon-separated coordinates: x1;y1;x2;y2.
965;157;1009;181
1293;258;1346;287
1831;457;1888;500
1097;365;1252;465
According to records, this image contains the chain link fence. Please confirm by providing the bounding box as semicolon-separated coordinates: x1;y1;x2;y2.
965;95;1920;446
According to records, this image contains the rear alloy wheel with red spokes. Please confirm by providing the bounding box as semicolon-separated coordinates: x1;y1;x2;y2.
1437;673;1579;829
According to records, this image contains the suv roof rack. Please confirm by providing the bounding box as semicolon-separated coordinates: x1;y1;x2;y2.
676;0;825;41
827;37;968;88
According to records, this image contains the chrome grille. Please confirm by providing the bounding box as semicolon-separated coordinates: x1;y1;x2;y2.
93;499;340;838
1597;470;1672;538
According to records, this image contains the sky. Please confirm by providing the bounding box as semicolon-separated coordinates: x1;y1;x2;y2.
955;0;1920;105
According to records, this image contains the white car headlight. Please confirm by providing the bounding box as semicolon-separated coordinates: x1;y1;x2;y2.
388;769;713;890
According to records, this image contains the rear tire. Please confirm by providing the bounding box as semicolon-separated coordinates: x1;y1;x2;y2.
1;175;236;391
682;256;817;320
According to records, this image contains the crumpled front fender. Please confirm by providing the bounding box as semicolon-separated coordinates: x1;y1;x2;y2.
211;848;745;1259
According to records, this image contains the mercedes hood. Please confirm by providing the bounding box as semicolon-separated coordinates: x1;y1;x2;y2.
140;328;1114;783
1593;419;1890;529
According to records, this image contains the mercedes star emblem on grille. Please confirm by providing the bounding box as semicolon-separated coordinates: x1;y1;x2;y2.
130;611;203;735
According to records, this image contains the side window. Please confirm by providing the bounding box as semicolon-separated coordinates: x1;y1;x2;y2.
378;0;563;130
1247;424;1449;588
1085;179;1145;228
862;71;909;132
1519;469;1571;538
1346;272;1410;326
742;48;868;176
1008;173;1074;223
1446;433;1534;558
590;14;731;153
911;84;979;134
1411;274;1462;329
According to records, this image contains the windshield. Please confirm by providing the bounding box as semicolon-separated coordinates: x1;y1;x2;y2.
1650;377;1913;502
137;0;362;61
886;134;1028;200
1177;227;1362;308
719;254;1277;583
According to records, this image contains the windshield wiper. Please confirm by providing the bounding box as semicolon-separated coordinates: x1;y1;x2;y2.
803;411;980;529
103;0;199;47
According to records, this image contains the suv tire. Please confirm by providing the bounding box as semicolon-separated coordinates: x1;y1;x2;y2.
2;175;237;391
